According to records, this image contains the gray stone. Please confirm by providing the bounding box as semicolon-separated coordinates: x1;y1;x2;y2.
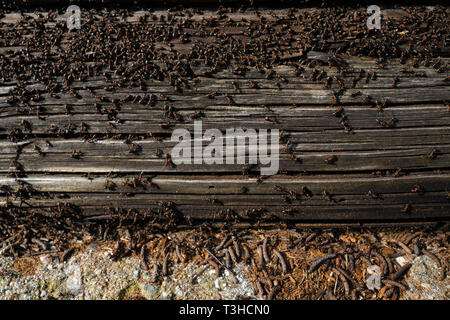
139;283;158;299
65;263;84;296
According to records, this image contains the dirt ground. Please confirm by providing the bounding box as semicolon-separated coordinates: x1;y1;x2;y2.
0;226;448;300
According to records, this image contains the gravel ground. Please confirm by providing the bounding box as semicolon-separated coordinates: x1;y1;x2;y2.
0;228;448;300
0;243;255;300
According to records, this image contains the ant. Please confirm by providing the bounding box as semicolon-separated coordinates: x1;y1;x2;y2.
427;149;438;159
164;153;175;167
71;150;82;159
325;155;338;165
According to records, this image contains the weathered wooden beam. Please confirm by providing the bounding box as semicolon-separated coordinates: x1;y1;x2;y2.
0;6;449;226
2;173;449;194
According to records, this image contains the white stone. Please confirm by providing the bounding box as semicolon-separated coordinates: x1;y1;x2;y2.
395;256;409;266
367;265;381;275
39;255;50;264
65;263;84;295
366;274;381;290
366;265;381;291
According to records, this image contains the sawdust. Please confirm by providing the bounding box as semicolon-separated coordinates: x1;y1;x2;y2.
13;257;40;276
